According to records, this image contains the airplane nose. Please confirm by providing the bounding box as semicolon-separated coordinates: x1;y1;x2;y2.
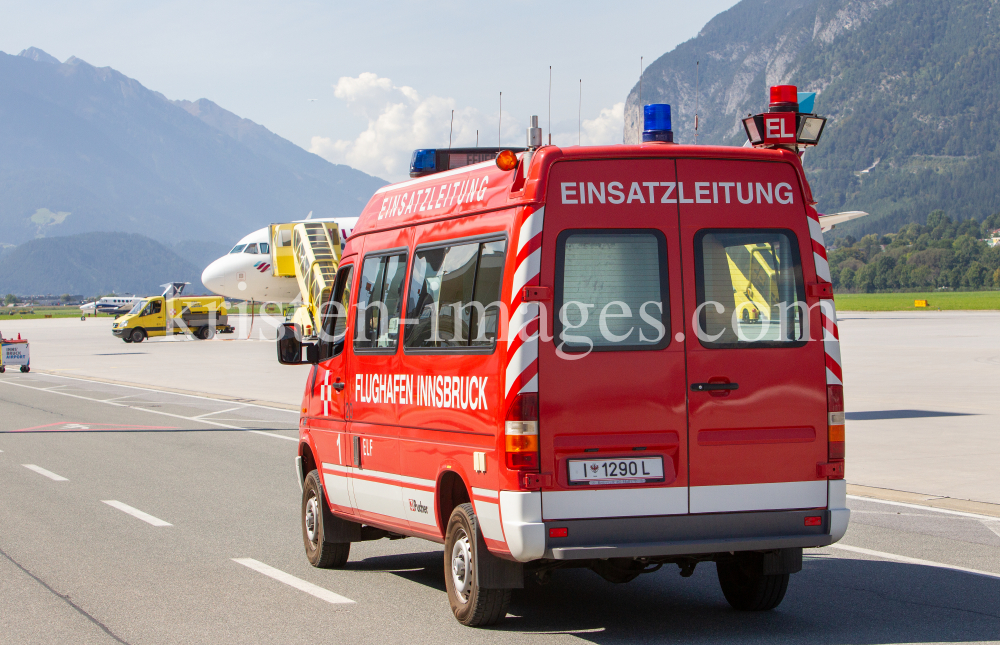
201;259;228;296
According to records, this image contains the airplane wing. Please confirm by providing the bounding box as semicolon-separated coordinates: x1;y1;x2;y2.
818;211;868;232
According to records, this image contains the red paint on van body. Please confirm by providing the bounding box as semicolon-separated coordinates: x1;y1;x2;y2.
297;142;847;563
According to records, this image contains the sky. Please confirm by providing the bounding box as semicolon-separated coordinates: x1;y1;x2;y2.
0;0;740;181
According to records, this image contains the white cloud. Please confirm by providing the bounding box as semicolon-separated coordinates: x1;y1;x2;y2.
582;102;625;145
311;73;520;181
311;73;626;181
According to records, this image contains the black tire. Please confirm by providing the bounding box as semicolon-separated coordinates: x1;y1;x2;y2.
717;554;789;611
444;503;511;627
20;365;29;373
0;365;5;373
130;328;146;343
202;326;215;340
123;335;133;343
302;470;350;568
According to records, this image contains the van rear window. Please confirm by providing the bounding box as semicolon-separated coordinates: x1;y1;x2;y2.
555;230;669;353
404;238;506;350
694;229;805;348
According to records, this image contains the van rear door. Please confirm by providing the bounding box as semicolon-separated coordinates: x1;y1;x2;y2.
537;160;688;521
676;159;828;513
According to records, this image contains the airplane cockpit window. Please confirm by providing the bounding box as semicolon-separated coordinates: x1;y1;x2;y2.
230;245;246;254
259;243;269;254
244;244;258;254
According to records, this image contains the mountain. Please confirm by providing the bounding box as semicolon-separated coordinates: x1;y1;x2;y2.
0;49;387;248
626;0;1000;237
0;232;203;296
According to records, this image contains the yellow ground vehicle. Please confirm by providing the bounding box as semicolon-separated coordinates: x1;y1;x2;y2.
112;283;233;343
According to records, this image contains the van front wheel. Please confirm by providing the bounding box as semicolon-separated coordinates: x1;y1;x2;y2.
130;328;146;343
444;503;510;627
717;554;789;611
302;470;350;568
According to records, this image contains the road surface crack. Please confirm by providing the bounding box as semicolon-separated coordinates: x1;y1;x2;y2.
0;544;132;644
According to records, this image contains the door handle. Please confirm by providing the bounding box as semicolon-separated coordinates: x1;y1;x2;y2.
333;381;345;392
691;382;739;392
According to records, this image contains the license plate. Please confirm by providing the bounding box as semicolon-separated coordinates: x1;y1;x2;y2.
567;457;664;485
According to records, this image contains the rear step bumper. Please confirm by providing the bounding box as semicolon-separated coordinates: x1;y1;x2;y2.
542;508;838;560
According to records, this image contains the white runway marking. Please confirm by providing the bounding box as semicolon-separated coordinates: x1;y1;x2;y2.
232;558;354;604
848;494;1000;521
102;500;172;527
193;407;242;419
249;430;297;442
830;544;1000;580
982;520;1000;538
0;379;297;443
22;464;68;481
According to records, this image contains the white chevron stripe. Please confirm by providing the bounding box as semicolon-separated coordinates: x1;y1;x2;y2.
518;373;539;395
807;216;825;244
516;207;545;256
511;248;542;297
814;252;831;282
507;302;539;350
505;339;539;397
826;367;843;386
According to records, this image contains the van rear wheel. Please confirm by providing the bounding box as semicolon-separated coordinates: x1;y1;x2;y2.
444;503;510;627
717;554;789;611
302;470;350;568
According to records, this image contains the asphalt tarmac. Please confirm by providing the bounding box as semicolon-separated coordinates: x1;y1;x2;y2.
2;373;998;644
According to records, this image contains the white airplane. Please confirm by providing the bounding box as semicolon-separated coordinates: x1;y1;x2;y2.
201;217;357;302
819;211;867;231
80;295;144;315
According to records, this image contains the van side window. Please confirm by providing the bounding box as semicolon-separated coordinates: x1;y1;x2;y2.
148;300;162;315
320;264;354;360
693;229;805;348
355;253;406;350
404;239;507;350
555;230;669;352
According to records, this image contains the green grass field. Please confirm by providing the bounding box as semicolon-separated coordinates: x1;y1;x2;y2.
834;291;1000;311
1;306;100;320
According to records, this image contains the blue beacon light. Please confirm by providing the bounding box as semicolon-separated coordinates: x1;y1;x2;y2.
642;104;673;143
409;149;437;177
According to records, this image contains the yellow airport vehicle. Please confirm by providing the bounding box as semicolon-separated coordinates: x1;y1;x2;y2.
112;283;233;343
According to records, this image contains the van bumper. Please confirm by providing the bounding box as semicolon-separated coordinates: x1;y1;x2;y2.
542;508;840;560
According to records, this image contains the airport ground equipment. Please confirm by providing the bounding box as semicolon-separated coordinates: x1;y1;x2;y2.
274;85;850;627
111;283;234;343
0;333;30;372
269;221;342;337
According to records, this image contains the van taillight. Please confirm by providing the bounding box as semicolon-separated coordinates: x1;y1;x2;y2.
827;385;845;467
505;393;538;470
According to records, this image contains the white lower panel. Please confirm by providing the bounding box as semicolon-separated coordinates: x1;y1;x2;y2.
474;500;504;541
828;479;850;541
542;486;688;520
402;488;436;527
499;491;545;562
322;471;354;510
352;477;405;520
690;481;827;513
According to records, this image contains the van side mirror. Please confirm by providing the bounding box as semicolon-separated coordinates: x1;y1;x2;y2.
277;323;319;365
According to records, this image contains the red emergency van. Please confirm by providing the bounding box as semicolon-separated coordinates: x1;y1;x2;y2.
277;98;849;626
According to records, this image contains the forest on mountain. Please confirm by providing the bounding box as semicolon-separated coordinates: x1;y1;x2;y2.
829;212;1000;292
627;0;1000;238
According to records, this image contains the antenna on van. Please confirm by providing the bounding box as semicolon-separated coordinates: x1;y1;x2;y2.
448;110;454;149
548;66;552;145
638;56;643;141
578;79;582;145
694;61;700;144
498;92;502;147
